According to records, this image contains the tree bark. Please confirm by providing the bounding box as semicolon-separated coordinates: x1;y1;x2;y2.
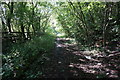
21;23;25;39
7;2;14;33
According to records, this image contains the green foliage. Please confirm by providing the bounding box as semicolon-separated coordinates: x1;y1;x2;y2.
56;2;120;51
2;33;55;78
2;2;120;78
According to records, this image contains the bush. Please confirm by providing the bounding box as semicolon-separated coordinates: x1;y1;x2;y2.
2;33;55;78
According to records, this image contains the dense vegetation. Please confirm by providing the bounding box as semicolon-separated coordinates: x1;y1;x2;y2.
1;1;120;79
56;2;120;52
1;2;56;78
3;34;55;78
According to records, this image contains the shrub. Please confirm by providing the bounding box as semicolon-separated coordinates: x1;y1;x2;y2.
2;33;55;78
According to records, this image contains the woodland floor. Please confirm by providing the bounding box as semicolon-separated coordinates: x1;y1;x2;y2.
39;38;120;78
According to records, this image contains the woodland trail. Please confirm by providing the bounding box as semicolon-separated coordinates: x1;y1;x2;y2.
41;38;120;78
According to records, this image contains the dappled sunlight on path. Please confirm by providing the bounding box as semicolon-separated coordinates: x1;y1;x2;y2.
41;38;120;78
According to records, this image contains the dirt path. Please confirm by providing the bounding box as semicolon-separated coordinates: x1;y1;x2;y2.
41;38;120;78
41;38;96;78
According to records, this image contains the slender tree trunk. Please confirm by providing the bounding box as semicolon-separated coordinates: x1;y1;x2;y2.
69;2;89;45
39;16;41;31
2;19;6;32
103;3;109;54
21;23;25;39
27;24;31;39
7;18;11;32
32;8;35;34
31;2;37;34
7;2;14;33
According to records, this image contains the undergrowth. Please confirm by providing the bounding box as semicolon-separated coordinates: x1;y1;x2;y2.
2;33;55;78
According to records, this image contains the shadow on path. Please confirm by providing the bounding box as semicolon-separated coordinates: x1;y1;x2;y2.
41;38;120;78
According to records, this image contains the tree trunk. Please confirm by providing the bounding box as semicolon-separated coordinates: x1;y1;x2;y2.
7;2;14;33
21;23;25;39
